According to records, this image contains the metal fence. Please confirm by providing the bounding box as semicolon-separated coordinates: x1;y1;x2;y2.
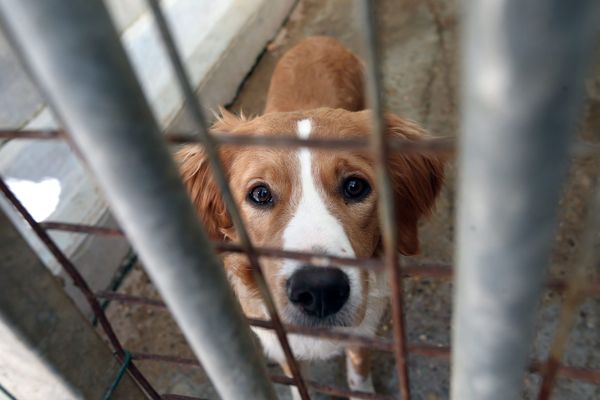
0;0;599;399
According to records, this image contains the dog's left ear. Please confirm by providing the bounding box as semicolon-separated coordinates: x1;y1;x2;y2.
385;114;445;255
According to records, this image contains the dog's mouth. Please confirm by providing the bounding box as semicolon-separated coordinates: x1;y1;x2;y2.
283;305;356;328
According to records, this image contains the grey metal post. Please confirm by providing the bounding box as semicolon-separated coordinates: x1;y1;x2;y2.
454;1;600;399
0;210;144;399
0;1;276;399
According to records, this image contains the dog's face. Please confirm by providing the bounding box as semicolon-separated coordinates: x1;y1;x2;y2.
177;107;444;333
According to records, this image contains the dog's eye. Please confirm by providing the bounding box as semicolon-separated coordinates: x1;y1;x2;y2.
248;185;273;206
342;177;371;202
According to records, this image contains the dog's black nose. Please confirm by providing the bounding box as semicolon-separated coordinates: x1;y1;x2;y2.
287;266;350;318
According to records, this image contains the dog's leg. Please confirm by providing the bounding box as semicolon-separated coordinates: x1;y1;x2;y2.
346;346;374;398
281;361;305;400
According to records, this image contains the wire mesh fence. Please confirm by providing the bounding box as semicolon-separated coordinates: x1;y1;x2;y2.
0;0;599;399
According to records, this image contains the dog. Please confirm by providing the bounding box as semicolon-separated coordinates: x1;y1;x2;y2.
176;36;444;398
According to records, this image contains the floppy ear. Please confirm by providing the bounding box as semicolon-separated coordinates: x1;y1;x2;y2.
174;108;247;241
175;145;232;241
386;114;445;255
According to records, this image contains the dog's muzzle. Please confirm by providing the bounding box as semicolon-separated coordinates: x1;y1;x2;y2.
286;266;350;318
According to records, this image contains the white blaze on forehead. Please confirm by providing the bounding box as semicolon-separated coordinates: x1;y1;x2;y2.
281;118;360;312
297;118;312;139
283;119;354;256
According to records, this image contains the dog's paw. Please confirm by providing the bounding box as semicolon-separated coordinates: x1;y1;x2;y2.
346;356;375;399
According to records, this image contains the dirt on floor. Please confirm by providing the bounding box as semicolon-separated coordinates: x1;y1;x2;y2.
103;0;600;398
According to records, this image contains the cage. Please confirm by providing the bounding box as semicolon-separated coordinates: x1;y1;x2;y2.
0;1;599;399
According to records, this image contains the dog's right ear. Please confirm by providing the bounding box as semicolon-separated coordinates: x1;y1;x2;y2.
176;108;251;240
175;144;232;241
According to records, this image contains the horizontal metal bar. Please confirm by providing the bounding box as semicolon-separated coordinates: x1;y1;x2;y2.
96;291;395;351
270;374;394;400
39;221;600;294
161;395;208;400
0;1;276;399
41;221;385;270
132;351;600;385
132;353;394;400
0;129;454;154
528;362;600;384
4;129;600;158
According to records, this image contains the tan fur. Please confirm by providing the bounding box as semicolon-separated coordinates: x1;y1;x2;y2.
265;37;365;113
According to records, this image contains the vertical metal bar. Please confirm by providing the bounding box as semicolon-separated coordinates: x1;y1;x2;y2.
0;178;161;400
454;1;600;399
538;176;600;399
144;1;310;398
0;1;276;399
356;1;411;398
0;208;145;400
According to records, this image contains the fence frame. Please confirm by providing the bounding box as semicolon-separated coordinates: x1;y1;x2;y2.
0;0;599;399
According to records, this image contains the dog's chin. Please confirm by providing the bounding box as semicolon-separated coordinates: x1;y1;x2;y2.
283;305;358;328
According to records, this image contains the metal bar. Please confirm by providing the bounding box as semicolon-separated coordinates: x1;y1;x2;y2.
529;362;600;384
161;395;208;400
454;1;600;399
538;176;600;398
41;221;384;270
0;128;454;153
132;351;600;394
143;1;309;397
0;1;276;399
5;129;600;158
41;221;125;237
38;218;600;296
0;178;160;399
357;0;411;398
269;375;395;400
0;208;145;400
95;291;398;351
38;222;600;295
132;353;394;400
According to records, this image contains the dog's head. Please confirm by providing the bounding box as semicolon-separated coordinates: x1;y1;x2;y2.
176;107;444;332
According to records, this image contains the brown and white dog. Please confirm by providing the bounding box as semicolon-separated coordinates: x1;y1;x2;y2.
177;37;444;397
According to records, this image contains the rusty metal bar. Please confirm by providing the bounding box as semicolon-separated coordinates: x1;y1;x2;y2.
132;353;394;400
529;362;600;384
0;128;454;153
161;395;208;400
37;221;600;296
538;176;600;398
0;178;160;399
0;1;276;398
269;375;395;400
454;1;600;399
0;205;146;399
357;0;411;398
96;290;397;351
132;350;600;399
144;1;309;397
40;221;384;270
5;129;600;159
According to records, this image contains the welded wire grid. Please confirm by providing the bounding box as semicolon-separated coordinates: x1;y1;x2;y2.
0;1;599;400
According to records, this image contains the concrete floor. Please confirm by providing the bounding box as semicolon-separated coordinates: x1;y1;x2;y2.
105;0;600;398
